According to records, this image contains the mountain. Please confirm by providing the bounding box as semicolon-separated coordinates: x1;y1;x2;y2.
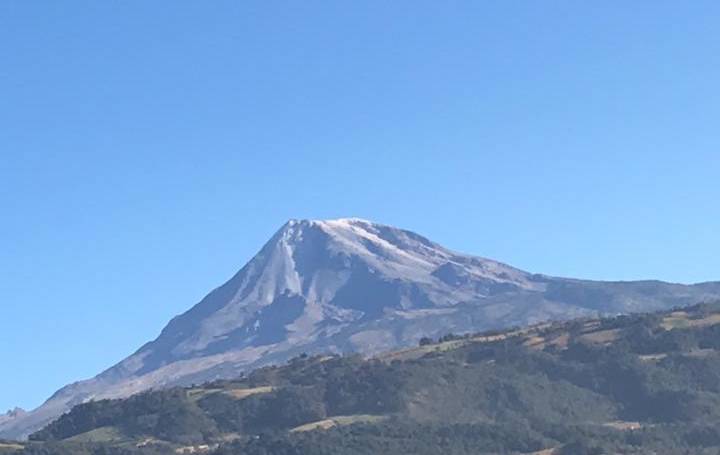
17;302;720;455
0;410;24;429
3;218;720;440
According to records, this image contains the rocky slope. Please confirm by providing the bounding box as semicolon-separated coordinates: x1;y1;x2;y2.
3;218;719;439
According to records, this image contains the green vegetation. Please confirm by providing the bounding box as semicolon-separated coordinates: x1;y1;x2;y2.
16;302;720;454
64;426;125;443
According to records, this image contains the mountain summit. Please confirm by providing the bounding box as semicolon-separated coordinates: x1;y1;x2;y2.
3;218;720;439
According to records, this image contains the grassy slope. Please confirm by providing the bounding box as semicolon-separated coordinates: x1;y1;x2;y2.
17;301;720;454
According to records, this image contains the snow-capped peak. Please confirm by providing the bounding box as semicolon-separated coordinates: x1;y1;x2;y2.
5;218;717;441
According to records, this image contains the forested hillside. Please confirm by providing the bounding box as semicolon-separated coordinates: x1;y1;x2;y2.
13;302;720;454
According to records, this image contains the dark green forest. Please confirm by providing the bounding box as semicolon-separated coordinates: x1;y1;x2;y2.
13;302;720;454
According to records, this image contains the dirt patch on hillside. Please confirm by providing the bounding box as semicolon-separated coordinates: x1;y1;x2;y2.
225;386;274;400
662;313;720;330
578;328;621;345
291;415;386;433
603;420;642;430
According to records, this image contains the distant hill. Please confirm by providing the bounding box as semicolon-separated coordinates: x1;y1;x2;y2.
12;301;720;454
3;218;720;440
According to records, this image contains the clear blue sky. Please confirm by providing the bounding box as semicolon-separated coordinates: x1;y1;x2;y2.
1;1;719;413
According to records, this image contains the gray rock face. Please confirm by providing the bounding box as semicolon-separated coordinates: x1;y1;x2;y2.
3;218;719;439
0;408;25;427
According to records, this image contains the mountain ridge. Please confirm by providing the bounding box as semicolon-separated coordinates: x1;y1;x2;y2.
3;218;719;440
